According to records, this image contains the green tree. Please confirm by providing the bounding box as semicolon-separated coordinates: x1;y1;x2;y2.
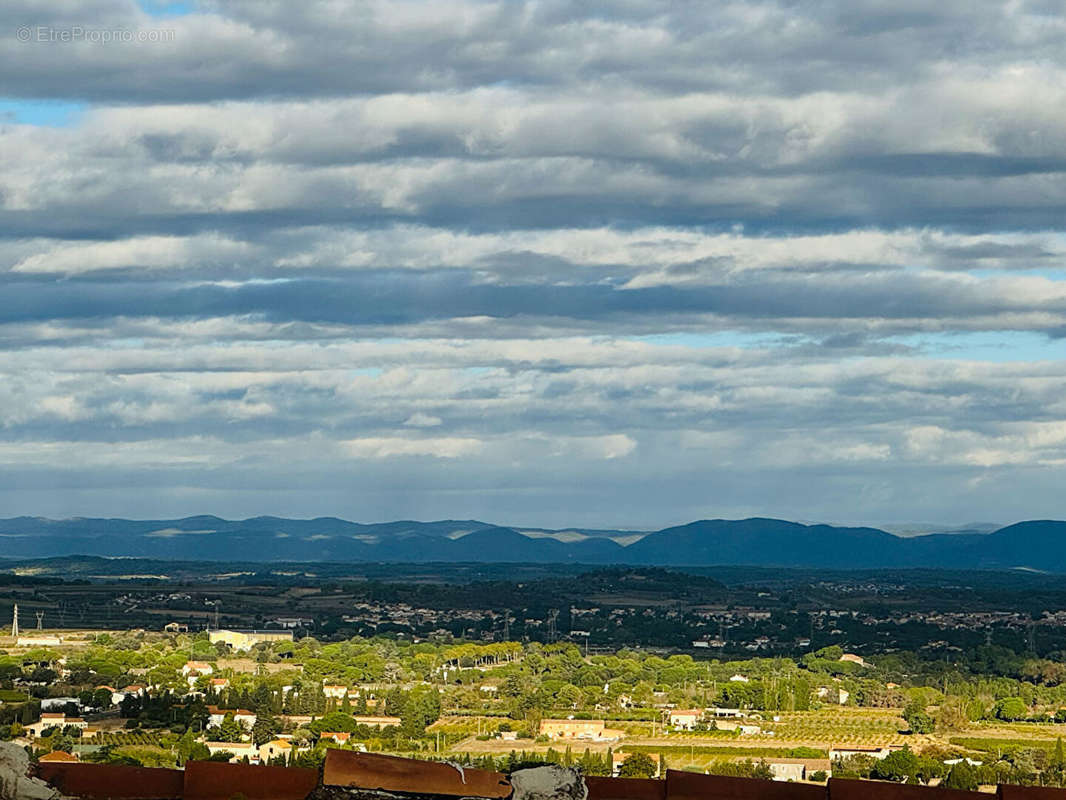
617;752;657;779
871;746;919;783
995;697;1029;722
903;700;935;735
943;762;978;791
216;712;245;743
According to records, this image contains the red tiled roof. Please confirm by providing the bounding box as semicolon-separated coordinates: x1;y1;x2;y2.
586;775;666;800
829;778;985;800
36;762;184;799
667;770;824;800
184;760;319;800
998;787;1066;800
323;750;511;799
39;751;79;762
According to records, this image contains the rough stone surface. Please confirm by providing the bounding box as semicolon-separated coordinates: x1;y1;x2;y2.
0;742;60;800
510;767;587;800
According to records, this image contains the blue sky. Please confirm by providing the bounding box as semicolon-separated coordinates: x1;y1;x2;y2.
1;0;1066;528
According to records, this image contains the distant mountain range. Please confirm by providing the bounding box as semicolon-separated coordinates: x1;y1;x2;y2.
0;515;1065;570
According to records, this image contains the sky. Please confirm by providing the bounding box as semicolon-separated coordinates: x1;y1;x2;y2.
2;1;1066;529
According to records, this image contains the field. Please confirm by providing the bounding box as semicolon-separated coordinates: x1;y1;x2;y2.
439;706;1066;772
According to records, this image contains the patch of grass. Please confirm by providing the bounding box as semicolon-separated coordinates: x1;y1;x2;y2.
623;744;828;758
949;736;1057;754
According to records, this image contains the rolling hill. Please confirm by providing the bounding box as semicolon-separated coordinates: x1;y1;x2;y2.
0;515;1063;570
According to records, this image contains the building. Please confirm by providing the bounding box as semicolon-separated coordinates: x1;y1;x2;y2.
272;617;313;629
323;684;348;699
26;713;88;737
839;653;867;666
207;705;257;730
539;719;623;741
259;739;293;763
204;741;258;763
319;732;351;744
182;661;214;677
668;710;703;730
710;707;745;718
208;629;294;652
163;622;189;633
768;762;805;782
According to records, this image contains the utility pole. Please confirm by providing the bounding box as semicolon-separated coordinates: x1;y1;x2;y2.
10;604;18;638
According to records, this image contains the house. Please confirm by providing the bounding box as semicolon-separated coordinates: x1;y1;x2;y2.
730;674;750;683
272;617;313;629
207;706;257;730
163;622;189;633
323;684;348;699
258;739;293;762
668;709;703;730
182;661;213;677
710;707;745;718
768;762;805;782
204;741;258;763
26;713;88;737
830;745;896;761
539;719;623;741
839;653;866;666
110;685;147;706
319;732;351;744
209;678;230;691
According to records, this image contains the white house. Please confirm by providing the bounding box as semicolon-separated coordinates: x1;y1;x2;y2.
258;739;293;762
26;713;88;737
204;741;257;763
769;763;806;782
207;705;257;730
668;709;702;730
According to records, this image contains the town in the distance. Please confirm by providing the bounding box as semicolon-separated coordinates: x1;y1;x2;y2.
5;534;1066;796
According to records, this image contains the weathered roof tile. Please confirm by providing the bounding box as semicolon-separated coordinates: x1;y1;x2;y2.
184;760;319;800
323;751;511;799
36;762;184;800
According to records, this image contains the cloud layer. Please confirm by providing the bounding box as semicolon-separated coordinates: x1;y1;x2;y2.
2;0;1066;527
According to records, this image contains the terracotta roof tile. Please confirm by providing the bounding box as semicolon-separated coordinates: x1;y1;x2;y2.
184;760;319;800
999;786;1066;800
829;778;984;800
666;770;824;800
586;775;667;800
39;751;79;762
37;762;184;799
323;750;511;798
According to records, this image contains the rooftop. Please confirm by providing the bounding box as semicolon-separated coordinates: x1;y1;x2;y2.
22;748;1062;800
